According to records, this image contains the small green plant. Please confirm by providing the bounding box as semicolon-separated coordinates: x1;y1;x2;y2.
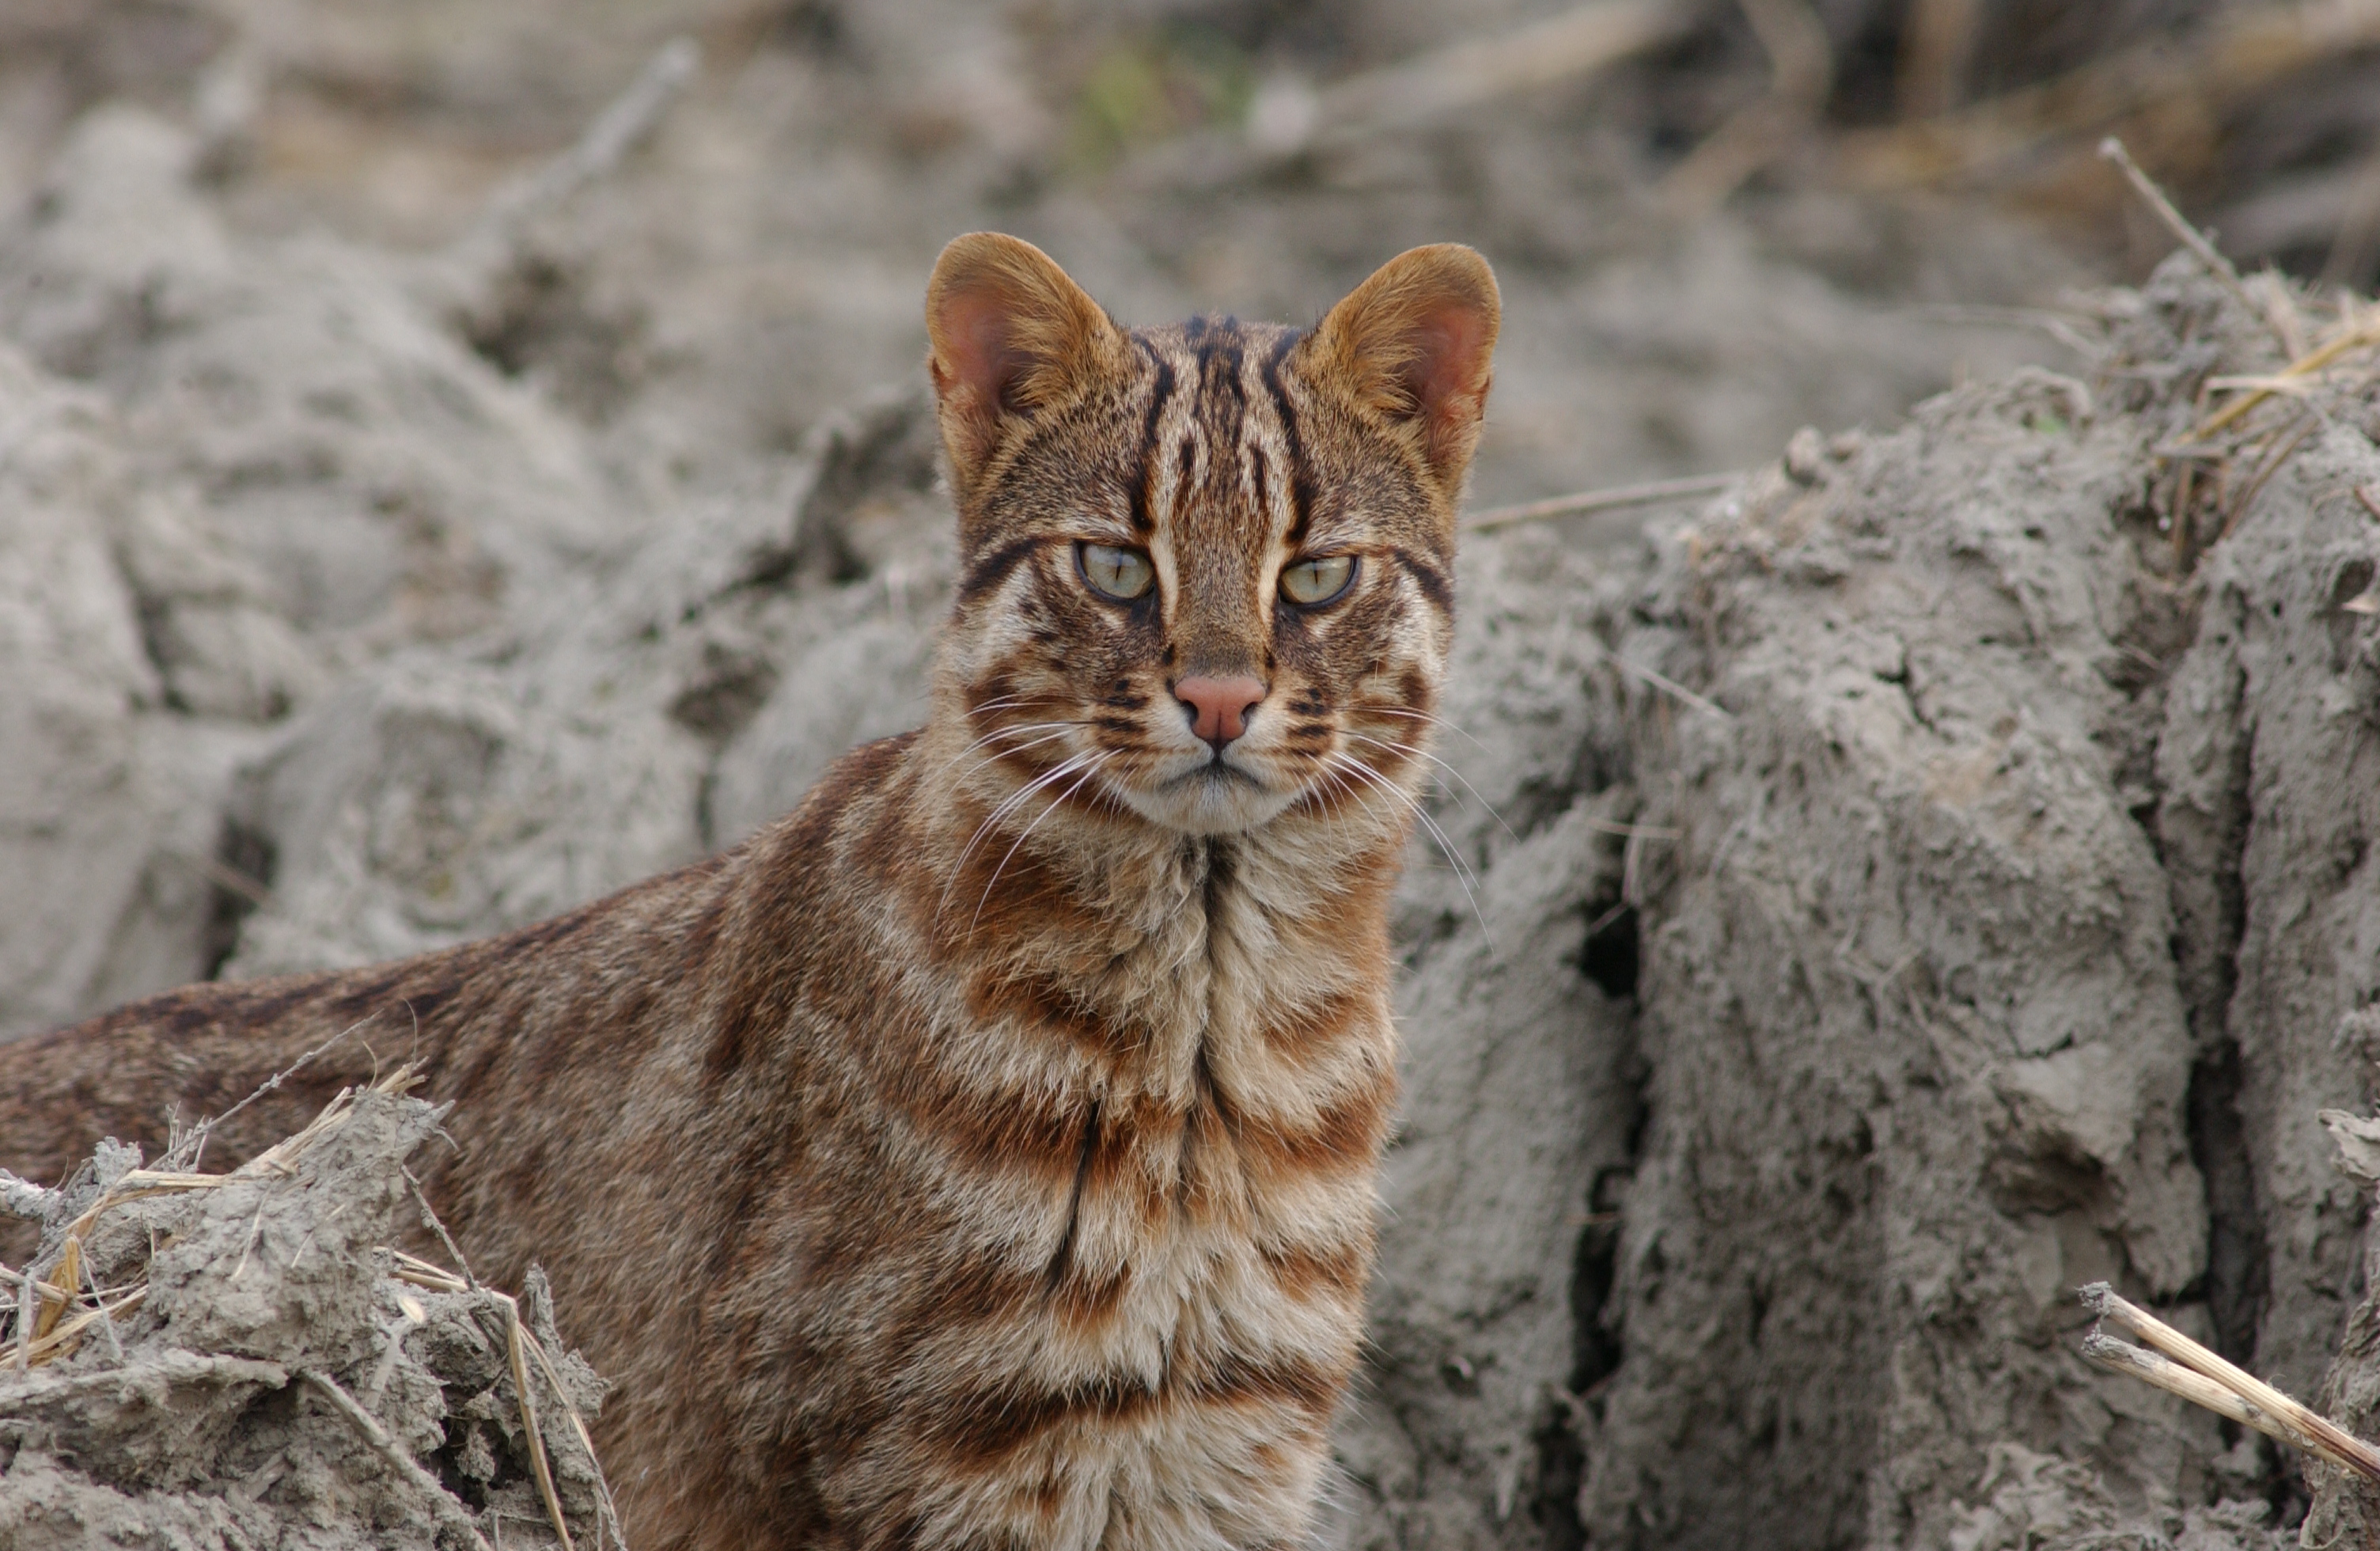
1066;24;1254;173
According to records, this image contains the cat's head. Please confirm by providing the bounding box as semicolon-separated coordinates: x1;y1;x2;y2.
924;233;1498;840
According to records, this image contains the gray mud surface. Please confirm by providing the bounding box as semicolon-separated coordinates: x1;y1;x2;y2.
2;1086;612;1550
6;3;2380;1548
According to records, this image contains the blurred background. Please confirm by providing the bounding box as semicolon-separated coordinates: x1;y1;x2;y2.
7;0;2378;511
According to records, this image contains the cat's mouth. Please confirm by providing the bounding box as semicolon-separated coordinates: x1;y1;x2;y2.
1171;755;1264;790
1112;748;1298;835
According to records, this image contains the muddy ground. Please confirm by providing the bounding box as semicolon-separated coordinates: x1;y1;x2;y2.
6;2;2380;1547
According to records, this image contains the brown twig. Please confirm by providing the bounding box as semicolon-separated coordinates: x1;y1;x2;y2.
1466;472;1741;531
2080;1284;2380;1483
163;1014;386;1172
302;1368;496;1551
2098;137;2280;347
401;1166;482;1291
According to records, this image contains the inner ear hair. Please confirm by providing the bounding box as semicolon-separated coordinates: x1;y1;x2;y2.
925;233;1125;497
1305;245;1502;492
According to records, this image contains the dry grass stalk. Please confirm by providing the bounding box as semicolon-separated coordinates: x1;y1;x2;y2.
162;1012;386;1171
2097;137;2276;342
2219;412;2323;540
502;1291;574;1551
1839;0;2380;190
4;1067;426;1371
78;1244;123;1364
1466;472;1741;530
2079;1282;2380;1484
393;1184;619;1551
4;1062;626;1547
2196;313;2380;439
1601;643;1733;721
1659;0;1832;218
2068;175;2380;563
32;1235;79;1341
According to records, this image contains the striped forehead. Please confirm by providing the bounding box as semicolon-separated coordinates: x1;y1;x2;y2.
1129;318;1306;552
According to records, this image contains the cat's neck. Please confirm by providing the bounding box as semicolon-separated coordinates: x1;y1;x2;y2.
908;700;1411;927
888;709;1411;1104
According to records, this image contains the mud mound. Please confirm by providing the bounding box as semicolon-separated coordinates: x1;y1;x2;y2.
1258;252;2375;1549
1;1076;614;1550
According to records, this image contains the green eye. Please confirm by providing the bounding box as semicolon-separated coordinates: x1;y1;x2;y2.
1279;554;1355;606
1077;542;1154;601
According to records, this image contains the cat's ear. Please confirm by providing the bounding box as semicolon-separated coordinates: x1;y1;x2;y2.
925;233;1127;496
1305;245;1501;494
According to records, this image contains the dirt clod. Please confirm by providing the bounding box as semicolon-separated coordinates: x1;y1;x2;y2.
1;1083;612;1551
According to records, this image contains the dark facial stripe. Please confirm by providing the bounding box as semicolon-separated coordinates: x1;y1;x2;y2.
1201;332;1246;416
1391;547;1453;615
1128;341;1173;535
958;537;1045;605
1260;331;1316;548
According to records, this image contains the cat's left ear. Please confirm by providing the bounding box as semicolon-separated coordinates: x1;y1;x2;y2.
925;233;1127;499
1305;245;1501;495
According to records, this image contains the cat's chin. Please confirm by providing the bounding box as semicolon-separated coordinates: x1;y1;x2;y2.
1117;764;1300;836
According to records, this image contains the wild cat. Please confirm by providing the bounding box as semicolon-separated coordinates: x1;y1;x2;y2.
2;232;1500;1550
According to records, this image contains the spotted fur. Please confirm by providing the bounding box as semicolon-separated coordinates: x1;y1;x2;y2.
0;234;1499;1550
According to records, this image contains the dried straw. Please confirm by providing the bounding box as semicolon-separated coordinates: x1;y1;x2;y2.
2;1062;625;1550
2079;1282;2380;1484
1466;472;1741;531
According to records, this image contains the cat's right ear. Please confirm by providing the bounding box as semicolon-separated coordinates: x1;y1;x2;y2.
925;233;1124;499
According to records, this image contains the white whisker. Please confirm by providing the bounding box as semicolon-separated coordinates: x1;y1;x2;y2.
1331;753;1479;889
1358;705;1486;751
1343;731;1513;839
915;718;1093;794
938;750;1100;919
948;726;1081;787
1328;751;1491;942
970;754;1111;935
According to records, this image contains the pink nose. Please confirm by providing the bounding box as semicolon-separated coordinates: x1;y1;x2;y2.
1174;675;1267;749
